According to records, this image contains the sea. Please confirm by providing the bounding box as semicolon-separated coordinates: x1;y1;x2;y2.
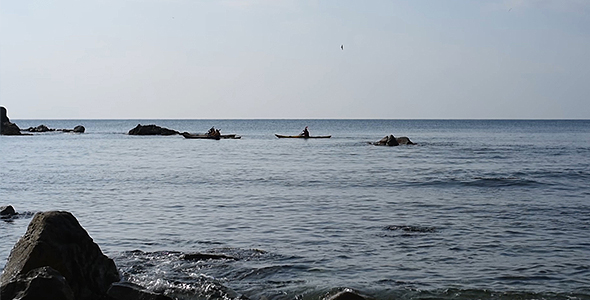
1;119;589;300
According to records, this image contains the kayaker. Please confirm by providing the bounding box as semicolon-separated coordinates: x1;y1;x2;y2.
300;126;310;138
207;127;216;137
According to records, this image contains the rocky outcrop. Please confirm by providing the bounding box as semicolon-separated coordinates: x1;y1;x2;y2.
128;124;179;135
372;135;415;146
0;211;120;300
0;205;16;217
0;107;22;135
23;124;54;132
22;124;86;133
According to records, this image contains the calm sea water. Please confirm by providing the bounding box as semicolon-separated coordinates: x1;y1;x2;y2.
1;119;589;300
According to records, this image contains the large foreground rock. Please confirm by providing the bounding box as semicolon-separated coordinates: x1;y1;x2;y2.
0;211;120;300
128;124;179;135
0;107;22;135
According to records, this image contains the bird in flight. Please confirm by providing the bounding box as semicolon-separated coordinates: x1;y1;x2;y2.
341;45;344;50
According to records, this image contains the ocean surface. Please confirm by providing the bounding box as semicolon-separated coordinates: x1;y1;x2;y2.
1;119;589;300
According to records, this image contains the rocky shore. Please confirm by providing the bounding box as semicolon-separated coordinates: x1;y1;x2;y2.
1;208;367;300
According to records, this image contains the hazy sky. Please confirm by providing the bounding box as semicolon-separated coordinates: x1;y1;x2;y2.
1;0;589;119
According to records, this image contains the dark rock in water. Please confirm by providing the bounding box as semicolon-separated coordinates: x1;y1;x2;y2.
373;135;414;146
108;282;174;300
0;106;9;124
180;253;238;261
385;225;436;233
0;107;22;135
73;125;85;133
396;136;414;145
0;266;74;300
373;135;399;146
328;290;367;300
57;125;86;133
0;205;16;216
23;124;55;132
128;124;179;135
0;211;120;300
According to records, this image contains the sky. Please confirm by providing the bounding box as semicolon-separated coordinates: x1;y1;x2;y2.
1;0;589;119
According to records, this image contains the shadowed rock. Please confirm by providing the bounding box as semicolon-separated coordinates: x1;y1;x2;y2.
0;266;74;300
128;124;179;135
0;211;120;300
0;107;22;135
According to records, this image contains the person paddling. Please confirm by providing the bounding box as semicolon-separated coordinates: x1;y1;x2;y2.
300;126;310;138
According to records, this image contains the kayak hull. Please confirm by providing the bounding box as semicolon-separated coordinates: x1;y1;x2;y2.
275;134;331;139
182;132;241;139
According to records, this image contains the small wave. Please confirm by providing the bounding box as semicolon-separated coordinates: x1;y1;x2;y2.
467;177;540;187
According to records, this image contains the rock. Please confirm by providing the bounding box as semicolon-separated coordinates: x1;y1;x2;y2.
0;211;120;300
73;125;85;133
128;124;179;136
107;282;174;300
0;205;16;216
373;135;414;146
0;266;74;300
396;136;414;145
0;107;22;135
23;124;54;132
0;106;9;124
328;290;367;300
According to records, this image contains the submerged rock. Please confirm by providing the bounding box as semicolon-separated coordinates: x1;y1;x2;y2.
0;107;22;135
108;282;174;300
328;290;368;300
180;253;238;261
0;211;120;300
128;124;179;135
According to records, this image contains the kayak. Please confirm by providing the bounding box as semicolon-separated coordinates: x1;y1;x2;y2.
181;132;241;139
275;134;331;139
